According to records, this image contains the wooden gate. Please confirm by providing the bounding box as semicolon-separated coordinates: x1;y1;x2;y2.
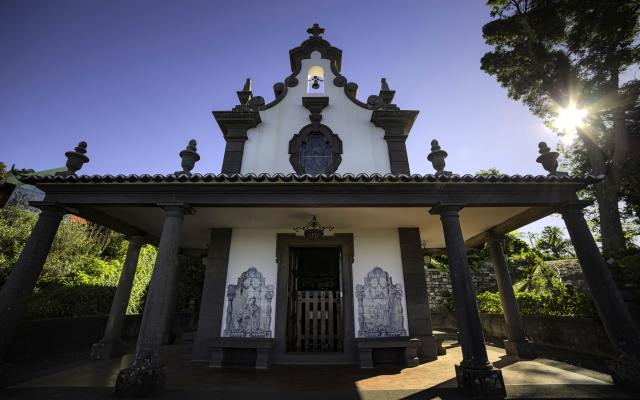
294;291;343;351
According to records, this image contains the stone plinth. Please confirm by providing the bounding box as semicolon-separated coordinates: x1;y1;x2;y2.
113;365;166;398
455;365;506;397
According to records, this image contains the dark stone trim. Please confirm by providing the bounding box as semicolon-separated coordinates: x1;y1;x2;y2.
302;97;329;114
274;233;356;364
371;110;420;176
73;206;161;247
192;228;233;361
398;228;437;362
287;37;342;88
288;124;343;175
30;182;590;209
17;173;605;185
426;205;556;256
212;111;262;175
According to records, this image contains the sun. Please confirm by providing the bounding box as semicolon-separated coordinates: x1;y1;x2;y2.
554;105;588;134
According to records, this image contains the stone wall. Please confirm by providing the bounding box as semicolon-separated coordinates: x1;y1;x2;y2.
426;262;499;311
5;312;192;362
426;259;587;311
431;311;614;359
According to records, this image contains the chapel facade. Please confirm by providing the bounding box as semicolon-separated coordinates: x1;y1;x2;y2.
2;25;640;398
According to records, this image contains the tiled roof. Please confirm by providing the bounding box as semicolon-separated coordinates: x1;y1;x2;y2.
15;173;605;184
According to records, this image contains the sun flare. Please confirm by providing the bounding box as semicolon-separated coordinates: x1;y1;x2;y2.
554;105;588;134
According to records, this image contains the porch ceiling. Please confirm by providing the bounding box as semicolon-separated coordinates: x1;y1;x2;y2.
95;206;531;250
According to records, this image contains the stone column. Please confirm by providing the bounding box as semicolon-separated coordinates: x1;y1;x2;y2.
162;254;188;345
90;236;145;360
487;238;537;359
430;204;506;397
0;205;66;366
114;203;194;398
398;228;437;361
561;204;640;389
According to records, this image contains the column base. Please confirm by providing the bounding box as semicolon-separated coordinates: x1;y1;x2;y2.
90;340;125;361
606;359;640;393
113;364;166;398
455;364;506;397
504;340;537;359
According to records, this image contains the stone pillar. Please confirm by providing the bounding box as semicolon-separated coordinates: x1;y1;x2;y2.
561;204;640;389
0;205;66;367
398;228;437;361
370;110;419;176
212;111;261;175
430;204;506;397
192;229;232;361
90;236;145;360
487;238;537;359
162;254;188;345
113;203;194;398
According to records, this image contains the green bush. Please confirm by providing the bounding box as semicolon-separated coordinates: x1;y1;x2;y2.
1;206;207;319
604;248;640;285
446;290;597;319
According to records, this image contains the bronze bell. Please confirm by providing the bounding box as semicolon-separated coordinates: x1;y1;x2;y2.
311;76;321;90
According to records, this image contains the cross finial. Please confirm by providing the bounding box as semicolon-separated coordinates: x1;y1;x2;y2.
307;23;325;38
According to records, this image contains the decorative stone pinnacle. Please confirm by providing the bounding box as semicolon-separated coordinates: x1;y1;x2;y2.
56;141;90;176
237;78;253;106
379;78;396;104
75;141;87;154
307;23;325;38
535;141;568;176
176;139;201;176
427;139;451;177
538;141;551;155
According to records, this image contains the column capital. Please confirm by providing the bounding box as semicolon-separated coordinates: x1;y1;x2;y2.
486;236;507;245
157;202;196;216
125;236;146;246
429;202;467;216
553;200;594;216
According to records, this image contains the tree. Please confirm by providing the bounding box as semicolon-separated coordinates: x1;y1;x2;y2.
475;167;502;176
480;0;640;250
536;226;575;258
0;161;35;184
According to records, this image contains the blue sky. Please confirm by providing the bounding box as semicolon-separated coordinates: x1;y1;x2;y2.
0;0;573;237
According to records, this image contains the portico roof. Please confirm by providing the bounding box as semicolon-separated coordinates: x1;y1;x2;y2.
20;172;601;254
16;172;604;185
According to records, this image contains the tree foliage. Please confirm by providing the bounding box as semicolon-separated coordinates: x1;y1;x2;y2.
535;225;575;258
0;206;205;319
481;0;640;250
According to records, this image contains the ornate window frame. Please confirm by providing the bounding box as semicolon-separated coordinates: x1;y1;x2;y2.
288;124;342;175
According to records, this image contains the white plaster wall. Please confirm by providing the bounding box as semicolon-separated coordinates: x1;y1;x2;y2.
220;228;409;338
221;229;285;337
240;51;392;175
345;229;411;336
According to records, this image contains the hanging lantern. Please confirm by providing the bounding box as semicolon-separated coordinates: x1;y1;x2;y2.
294;215;334;242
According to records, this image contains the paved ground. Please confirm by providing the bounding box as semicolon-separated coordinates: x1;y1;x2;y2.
2;340;633;399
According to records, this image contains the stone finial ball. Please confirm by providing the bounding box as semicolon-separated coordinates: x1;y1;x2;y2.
78;141;87;149
538;142;551;154
431;140;441;151
189;139;197;146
